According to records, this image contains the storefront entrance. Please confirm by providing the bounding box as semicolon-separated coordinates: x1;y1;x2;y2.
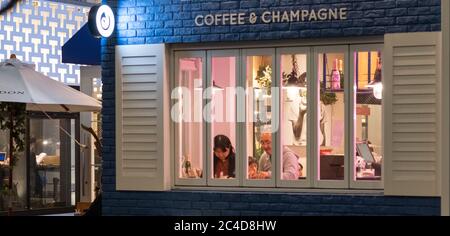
174;44;383;190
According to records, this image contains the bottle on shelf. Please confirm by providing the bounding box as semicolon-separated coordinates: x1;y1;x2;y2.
330;59;341;90
338;59;344;89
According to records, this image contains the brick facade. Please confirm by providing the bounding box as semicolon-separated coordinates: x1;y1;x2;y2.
101;0;441;216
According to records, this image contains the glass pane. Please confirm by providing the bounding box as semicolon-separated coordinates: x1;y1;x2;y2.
30;119;74;209
318;53;345;181
211;56;237;179
0;129;10;212
280;53;308;180
92;78;103;198
0;126;27;212
177;57;204;179
354;51;383;181
246;55;273;180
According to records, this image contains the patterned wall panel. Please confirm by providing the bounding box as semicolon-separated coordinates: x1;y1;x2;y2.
0;0;91;85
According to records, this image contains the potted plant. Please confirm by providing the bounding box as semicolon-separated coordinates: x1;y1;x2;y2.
254;65;272;95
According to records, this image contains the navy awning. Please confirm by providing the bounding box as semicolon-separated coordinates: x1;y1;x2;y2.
62;23;100;65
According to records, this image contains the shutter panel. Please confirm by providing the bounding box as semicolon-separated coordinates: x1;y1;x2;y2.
384;32;441;196
115;44;170;191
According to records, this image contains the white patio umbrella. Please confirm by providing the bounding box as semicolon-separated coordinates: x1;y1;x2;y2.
0;58;101;112
0;57;101;190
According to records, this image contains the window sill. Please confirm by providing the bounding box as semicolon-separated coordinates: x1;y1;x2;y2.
171;186;384;196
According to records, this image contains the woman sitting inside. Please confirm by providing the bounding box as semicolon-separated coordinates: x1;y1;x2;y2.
213;135;236;179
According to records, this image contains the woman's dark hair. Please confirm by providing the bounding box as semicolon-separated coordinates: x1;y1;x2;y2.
213;135;234;153
213;135;236;178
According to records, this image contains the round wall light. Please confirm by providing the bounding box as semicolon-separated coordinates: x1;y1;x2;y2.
88;4;115;38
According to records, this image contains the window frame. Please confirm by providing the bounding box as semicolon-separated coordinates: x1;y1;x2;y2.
241;48;277;188
349;44;384;190
171;42;385;191
173;51;207;186
276;47;313;188
206;49;241;187
313;45;350;189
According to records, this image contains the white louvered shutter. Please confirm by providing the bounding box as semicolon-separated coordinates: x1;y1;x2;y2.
384;32;441;196
115;44;170;191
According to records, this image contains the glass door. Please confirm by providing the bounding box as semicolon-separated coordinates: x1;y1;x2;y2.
276;47;312;188
242;48;276;188
313;46;349;188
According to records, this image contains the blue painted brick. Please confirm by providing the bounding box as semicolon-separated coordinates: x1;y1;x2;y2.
137;29;154;37
145;37;163;44
221;1;239;9
362;26;386;35
343;27;363;36
137;0;154;7
128;7;146;15
281;31;299;39
364;10;385;18
117;8;127;16
260;31;280;39
165;4;181;12
201;34;221;41
117;15;136;23
396;16;418;24
397;0;417;8
202;2;220;10
300;29;321;38
240;0;259;8
182;35;201;42
128;21;146;29
155;29;173;36
117;30;136;37
419;15;440;24
373;17;396;26
418;0;440;6
386;8;407;16
164;20;183;28
221;33;240;41
408;24;432;32
174;28;192;35
137;14;154;21
211;26;230;33
240;32;260;40
146;21;164;28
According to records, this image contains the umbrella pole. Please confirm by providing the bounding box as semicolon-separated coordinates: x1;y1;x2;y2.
8;110;13;190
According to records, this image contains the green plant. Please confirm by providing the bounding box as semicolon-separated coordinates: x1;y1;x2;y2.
320;91;338;105
282;55;306;87
255;65;272;94
0;102;26;189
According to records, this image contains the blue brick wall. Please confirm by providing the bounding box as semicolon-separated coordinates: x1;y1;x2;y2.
107;0;440;44
100;0;442;216
102;190;440;216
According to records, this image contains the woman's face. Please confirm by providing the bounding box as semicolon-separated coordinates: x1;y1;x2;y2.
214;147;230;161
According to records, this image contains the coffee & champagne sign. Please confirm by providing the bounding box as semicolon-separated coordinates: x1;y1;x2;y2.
195;8;348;26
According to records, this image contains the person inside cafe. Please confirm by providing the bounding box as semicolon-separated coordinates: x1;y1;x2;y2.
213;135;236;179
251;132;300;180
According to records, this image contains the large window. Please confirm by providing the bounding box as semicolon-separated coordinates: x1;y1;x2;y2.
29;118;76;209
173;45;383;189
